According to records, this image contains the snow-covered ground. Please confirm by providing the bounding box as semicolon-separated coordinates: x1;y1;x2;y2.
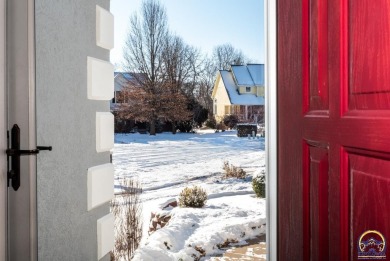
113;129;266;260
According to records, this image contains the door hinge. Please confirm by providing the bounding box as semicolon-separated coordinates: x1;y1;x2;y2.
6;124;52;191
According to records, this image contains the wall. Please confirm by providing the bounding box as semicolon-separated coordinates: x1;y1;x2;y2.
238;86;261;95
214;76;231;119
35;0;114;260
257;86;265;97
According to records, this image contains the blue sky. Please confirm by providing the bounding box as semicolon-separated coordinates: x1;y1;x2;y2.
110;0;265;69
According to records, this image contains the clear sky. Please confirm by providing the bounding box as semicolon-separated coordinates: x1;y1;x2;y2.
110;0;265;69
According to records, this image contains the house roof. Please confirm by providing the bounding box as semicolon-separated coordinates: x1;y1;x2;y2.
114;72;143;91
230;64;264;86
247;64;264;85
220;70;264;106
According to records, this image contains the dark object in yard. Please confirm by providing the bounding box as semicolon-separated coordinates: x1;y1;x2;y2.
237;124;257;137
138;129;148;134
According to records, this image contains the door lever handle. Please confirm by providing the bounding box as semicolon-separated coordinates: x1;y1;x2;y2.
37;146;52;151
6;124;52;191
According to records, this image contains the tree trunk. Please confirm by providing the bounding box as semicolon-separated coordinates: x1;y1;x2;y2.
171;122;177;134
149;120;156;135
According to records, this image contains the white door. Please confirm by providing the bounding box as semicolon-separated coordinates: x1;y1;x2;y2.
6;1;37;260
0;0;7;260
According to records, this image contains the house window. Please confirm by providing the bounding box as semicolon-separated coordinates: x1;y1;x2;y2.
246;87;251;93
225;106;230;114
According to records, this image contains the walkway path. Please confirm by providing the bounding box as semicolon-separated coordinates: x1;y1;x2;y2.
208;234;266;261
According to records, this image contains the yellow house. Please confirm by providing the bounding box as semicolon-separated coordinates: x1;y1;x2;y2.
211;64;265;123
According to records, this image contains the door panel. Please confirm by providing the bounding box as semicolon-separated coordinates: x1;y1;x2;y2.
278;0;390;260
308;145;329;261
0;0;6;259
349;0;390;110
348;151;390;260
350;1;390;94
6;1;37;260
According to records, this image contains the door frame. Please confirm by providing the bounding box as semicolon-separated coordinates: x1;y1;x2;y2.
6;0;37;260
265;0;277;260
0;0;6;259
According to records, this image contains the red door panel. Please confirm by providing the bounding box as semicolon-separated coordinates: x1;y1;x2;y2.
303;144;329;261
278;0;390;260
350;1;390;97
348;151;390;260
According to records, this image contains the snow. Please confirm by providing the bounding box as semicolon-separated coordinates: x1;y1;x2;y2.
220;71;264;106
113;130;266;260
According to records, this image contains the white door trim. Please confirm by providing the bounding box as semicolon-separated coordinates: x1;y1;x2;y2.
0;0;7;259
7;0;37;260
265;0;277;260
27;1;37;259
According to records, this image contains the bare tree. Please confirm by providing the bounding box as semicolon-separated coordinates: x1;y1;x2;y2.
212;43;247;70
161;34;205;97
160;34;205;131
196;57;215;116
122;0;169;135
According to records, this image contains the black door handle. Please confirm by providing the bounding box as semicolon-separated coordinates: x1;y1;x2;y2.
6;124;52;191
36;146;52;151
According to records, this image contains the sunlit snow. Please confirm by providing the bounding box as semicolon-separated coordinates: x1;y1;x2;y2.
113;129;266;260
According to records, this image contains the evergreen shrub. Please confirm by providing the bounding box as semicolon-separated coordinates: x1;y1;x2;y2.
178;186;207;208
252;174;266;198
205;118;217;129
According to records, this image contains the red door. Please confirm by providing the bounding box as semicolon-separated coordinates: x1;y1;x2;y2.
278;0;390;260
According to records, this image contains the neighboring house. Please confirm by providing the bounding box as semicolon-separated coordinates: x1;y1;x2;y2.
111;72;140;107
110;72;173;133
211;64;265;123
111;72;141;132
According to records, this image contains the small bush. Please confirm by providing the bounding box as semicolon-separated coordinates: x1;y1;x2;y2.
223;161;247;179
179;186;207;208
177;121;193;133
216;121;227;131
252;174;266;198
205;118;217;129
223;114;239;129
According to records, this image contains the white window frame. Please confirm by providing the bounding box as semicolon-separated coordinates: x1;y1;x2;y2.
265;0;277;260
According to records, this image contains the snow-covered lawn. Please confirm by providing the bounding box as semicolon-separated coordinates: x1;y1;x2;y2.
113;129;266;260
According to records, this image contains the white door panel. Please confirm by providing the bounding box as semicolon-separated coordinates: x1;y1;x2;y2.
6;0;37;260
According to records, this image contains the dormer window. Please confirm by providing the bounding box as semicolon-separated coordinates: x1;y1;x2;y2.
246;87;251;93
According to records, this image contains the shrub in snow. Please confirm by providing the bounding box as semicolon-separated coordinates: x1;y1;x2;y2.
110;178;143;260
216;121;227;131
223;161;247;179
252;174;266;198
223;114;239;129
179;186;207;208
205;118;217;129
